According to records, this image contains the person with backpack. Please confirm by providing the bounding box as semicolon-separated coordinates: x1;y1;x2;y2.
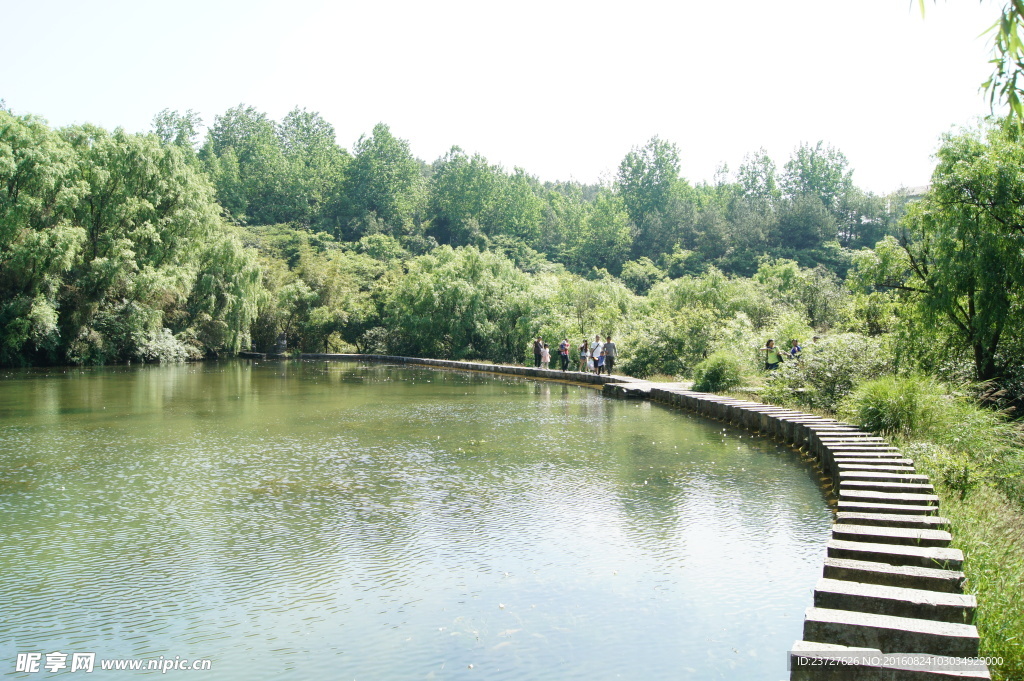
763;339;786;371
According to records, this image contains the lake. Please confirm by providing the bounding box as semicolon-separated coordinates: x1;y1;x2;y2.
0;360;831;679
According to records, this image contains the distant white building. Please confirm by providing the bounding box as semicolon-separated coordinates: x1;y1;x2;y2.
885;184;930;213
900;185;930;200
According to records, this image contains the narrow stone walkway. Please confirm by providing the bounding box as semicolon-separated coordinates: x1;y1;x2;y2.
292;355;992;680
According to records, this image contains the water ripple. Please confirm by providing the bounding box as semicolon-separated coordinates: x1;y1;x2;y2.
0;361;831;680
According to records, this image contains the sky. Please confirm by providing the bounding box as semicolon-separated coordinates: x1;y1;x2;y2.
1;0;1002;194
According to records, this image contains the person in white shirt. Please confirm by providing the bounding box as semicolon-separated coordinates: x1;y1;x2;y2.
590;334;603;372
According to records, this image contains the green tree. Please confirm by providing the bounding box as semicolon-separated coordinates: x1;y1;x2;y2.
537;183;588;264
737;148;780;206
427;148;543;249
278;107;349;226
331;123;426;240
618;136;681;224
152;109;203;151
617;136;693;259
492;168;544;246
564;189;632;275
201;104;293;224
547;269;635;340
428;147;499;247
780;141;853;210
0;111;86;363
889;122;1024;381
772;194;839;251
381;246;536;360
184;228;263;355
2;112;263;365
620;257;666;295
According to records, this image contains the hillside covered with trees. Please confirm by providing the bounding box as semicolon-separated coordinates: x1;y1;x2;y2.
5;102;1024;675
2;102;1023;406
2;104;904;365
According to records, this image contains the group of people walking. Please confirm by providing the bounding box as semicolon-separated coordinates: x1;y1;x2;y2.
533;334;617;375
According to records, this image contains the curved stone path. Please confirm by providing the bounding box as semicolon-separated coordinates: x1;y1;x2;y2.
290;354;991;680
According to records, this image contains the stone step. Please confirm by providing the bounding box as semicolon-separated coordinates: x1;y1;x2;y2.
773;417;836;439
826;438;901;445
827;539;963;571
831;455;910;465
803;606;980;657
836;461;916;472
806;428;865;442
789;640;991;680
810;433;866;442
823;557;966;593
830;450;906;458
840;480;936;495
831;523;952;548
838;501;940;516
830;456;913;473
819;437;890;444
839;489;940;507
814;578;976;624
790;423;855;443
836;512;950;531
839;471;931;484
828;447;904;456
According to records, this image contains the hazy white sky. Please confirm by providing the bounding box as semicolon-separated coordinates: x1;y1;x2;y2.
1;0;1000;193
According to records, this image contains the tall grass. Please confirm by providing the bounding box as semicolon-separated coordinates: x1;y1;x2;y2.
933;483;1024;680
840;375;1024;505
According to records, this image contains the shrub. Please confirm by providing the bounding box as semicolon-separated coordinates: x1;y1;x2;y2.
761;333;892;412
842;374;1024;506
617;307;718;379
838;374;948;439
620;257;666;295
691;351;745;393
139;328;192;363
904;442;983;500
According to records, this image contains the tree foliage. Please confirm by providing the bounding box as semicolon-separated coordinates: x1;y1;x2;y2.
331;123;426;240
891;122;1024;381
0;102;928;379
0;110;262;365
381;246;536;361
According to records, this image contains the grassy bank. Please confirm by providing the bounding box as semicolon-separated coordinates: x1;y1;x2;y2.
914;460;1024;680
738;375;1024;680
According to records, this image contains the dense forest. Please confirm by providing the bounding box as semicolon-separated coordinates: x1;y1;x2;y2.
2;105;897;359
2;103;1023;406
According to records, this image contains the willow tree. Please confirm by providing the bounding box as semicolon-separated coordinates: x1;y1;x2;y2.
1;111;263;365
892;121;1024;381
381;246;536;361
0;111;86;363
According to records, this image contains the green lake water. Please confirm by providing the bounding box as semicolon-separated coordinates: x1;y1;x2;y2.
0;360;832;680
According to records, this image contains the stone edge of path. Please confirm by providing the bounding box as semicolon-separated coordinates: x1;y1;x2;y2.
285;354;990;681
